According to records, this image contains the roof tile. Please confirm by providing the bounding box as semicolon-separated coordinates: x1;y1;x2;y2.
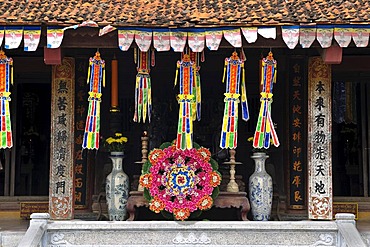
0;0;369;27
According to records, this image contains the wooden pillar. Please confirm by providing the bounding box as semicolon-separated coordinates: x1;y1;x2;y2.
49;57;75;219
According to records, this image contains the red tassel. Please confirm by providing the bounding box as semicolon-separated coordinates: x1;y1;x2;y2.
201;50;205;62
151;49;155;67
240;48;246;61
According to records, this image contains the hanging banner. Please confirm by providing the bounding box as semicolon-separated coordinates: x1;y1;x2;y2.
133;50;152;123
308;57;332;220
118;29;135;51
220;51;249;149
188;31;205;52
47;27;64;49
334;27;352;48
282;26;300;49
50;57;75;219
5;27;23;49
170;31;187;52
351;28;370;48
174;54;196;150
24;27;41;52
299;26;316;48
223;29;242;48
0;50;13;148
0;27;4;47
288;56;306;209
205;30;223;50
253;52;280;149
99;25;116;36
316;26;333;48
241;27;258;43
82;51;105;150
153;30;170;51
258;27;276;39
135;30;152;52
74;58;89;209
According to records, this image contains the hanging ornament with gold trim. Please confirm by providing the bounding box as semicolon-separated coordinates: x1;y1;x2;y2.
253;51;280;149
219;51;249;149
0;50;13;148
133;48;152;123
82;51;105;150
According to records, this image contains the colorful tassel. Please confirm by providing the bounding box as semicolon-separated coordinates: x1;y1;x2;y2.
189;51;201;121
133;49;152;123
174;54;198;150
219;51;249;149
253;51;280;149
0;50;13;149
82;51;105;150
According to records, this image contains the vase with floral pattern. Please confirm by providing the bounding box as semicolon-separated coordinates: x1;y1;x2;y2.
106;151;129;221
249;152;273;221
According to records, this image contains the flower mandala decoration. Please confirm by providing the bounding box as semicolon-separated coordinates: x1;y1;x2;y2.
139;142;222;220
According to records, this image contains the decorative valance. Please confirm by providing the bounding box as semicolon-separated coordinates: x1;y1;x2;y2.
0;23;369;51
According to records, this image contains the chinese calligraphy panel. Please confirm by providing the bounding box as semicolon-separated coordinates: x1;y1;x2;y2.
308;57;332;220
49;57;75;219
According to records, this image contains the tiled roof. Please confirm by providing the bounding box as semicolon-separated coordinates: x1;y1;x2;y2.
0;0;369;27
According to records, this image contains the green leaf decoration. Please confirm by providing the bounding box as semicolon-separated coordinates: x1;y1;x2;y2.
211;186;220;200
142;160;151;174
159;142;172;149
143;188;152;201
161;210;174;220
193;142;201;149
189;210;203;219
210;158;219;170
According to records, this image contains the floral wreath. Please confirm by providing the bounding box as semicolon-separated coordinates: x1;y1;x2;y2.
139;142;222;221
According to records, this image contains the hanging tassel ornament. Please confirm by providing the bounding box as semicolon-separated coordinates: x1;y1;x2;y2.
133;48;152;123
0;50;13;148
189;51;202;121
174;54;198;150
253;51;280;149
82;51;105;150
219;51;249;149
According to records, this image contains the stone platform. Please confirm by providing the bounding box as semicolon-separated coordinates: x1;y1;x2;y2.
9;213;367;247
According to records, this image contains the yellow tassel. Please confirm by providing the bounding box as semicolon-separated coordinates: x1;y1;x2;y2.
222;61;227;83
134;48;137;64
11;65;13;85
273;63;277;83
102;68;105;87
87;62;91;84
174;65;179;87
260;60;264;85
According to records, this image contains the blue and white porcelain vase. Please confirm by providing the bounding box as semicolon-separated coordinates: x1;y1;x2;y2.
106;151;129;221
249;152;273;221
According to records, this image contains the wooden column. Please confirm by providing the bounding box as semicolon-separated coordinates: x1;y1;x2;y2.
111;56;119;111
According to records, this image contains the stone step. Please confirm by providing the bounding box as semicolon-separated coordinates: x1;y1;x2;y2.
0;231;25;247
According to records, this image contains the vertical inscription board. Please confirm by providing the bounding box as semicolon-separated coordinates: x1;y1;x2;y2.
308;57;332;220
288;56;306;209
49;57;75;219
74;58;89;209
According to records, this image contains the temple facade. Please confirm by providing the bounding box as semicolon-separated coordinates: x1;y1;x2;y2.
0;0;370;225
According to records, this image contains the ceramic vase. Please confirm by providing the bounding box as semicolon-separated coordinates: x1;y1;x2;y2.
106;152;129;221
249;152;273;221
